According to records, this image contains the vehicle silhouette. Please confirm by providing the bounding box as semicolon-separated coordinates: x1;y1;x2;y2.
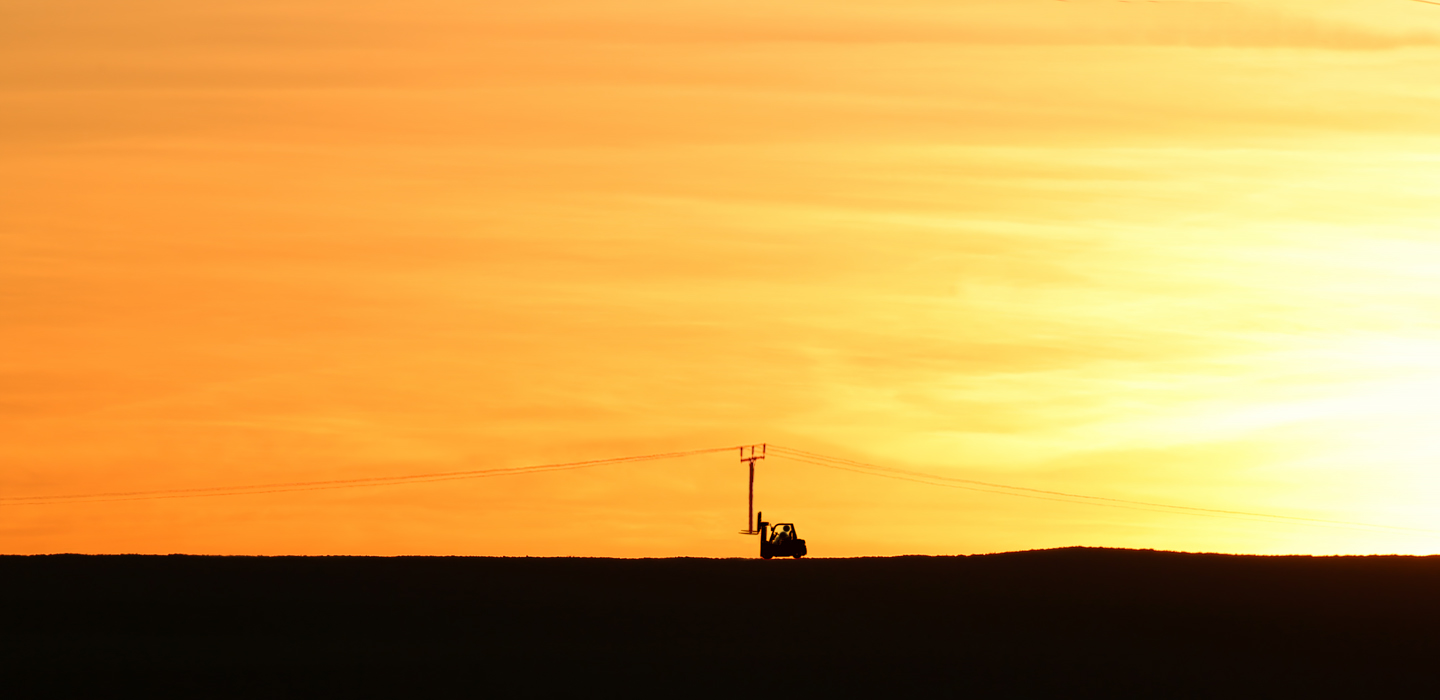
757;512;807;559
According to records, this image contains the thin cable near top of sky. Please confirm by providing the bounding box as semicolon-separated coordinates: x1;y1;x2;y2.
767;445;1440;535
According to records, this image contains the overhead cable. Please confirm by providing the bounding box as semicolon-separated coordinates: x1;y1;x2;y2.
2;446;741;506
768;445;1440;536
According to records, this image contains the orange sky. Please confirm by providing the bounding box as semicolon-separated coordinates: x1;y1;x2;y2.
5;0;1440;556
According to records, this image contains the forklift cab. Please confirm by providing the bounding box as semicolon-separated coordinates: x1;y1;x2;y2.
758;513;807;559
770;523;796;544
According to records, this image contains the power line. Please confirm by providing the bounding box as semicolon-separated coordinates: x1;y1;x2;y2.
768;445;1440;536
10;442;1436;539
770;451;1409;536
1;446;740;506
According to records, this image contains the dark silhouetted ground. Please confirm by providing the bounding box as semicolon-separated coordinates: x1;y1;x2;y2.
3;547;1438;697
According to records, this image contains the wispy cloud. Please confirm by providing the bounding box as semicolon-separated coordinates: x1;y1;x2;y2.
6;0;1440;555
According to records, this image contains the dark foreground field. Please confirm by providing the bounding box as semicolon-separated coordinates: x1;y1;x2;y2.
4;548;1439;697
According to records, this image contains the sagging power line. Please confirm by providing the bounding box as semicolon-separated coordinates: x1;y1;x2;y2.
767;445;1440;536
7;442;1435;541
0;446;740;506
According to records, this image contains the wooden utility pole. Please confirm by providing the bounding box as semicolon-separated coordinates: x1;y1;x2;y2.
740;444;765;535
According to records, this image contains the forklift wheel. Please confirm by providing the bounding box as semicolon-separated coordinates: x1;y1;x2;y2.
761;554;773;560
792;554;803;559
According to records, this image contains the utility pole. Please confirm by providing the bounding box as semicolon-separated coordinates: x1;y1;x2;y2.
739;444;765;535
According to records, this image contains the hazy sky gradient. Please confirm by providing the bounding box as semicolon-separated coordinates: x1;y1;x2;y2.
5;0;1440;555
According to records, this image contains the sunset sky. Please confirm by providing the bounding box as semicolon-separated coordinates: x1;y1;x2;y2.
6;0;1440;556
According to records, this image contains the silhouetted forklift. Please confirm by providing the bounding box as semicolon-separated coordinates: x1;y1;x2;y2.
738;445;808;559
757;512;807;559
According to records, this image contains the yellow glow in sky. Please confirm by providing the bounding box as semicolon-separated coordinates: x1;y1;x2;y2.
5;0;1440;556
